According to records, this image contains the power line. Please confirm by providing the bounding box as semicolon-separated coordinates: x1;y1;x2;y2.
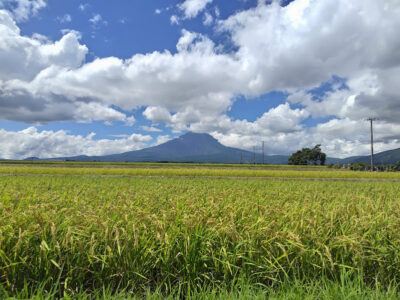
262;141;264;165
367;118;377;172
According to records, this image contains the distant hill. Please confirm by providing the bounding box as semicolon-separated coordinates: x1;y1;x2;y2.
47;132;290;164
26;132;400;165
329;148;400;165
24;157;41;161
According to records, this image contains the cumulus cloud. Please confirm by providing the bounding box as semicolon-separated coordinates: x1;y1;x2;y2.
188;103;310;149
89;13;107;27
153;135;172;146
306;119;400;158
181;103;307;136
16;0;396;125
170;15;179;25
78;3;88;12
89;14;100;24
0;91;135;124
141;125;162;132
178;0;213;19
0;11;87;81
0;0;46;22
210;118;400;159
0;127;152;159
1;0;400;157
288;68;400;124
218;0;400;94
143;107;172;124
203;12;213;26
141;100;400;158
73;103;135;125
57;14;71;24
0;11;132;123
8;28;238;121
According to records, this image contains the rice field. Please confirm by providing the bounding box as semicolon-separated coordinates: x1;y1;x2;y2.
0;162;400;299
1;165;400;180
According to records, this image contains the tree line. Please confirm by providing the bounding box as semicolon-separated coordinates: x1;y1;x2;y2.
328;161;400;172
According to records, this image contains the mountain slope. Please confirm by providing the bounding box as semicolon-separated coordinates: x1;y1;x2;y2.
35;132;400;165
340;148;400;165
326;148;400;165
49;132;290;164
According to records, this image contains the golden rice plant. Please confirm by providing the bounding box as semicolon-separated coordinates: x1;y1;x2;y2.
0;168;400;296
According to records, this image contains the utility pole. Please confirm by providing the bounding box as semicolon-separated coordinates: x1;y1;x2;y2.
367;118;377;172
240;152;243;164
262;141;264;165
253;146;256;165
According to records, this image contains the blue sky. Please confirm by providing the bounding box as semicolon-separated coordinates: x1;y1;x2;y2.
0;0;399;159
3;0;283;138
16;0;264;59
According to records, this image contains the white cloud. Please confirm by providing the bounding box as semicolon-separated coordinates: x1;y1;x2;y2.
124;116;135;126
178;0;213;19
210;117;400;159
140;100;400;158
237;1;396;97
89;14;101;24
31;0;396;128
0;0;46;22
1;0;400;157
153;135;171;146
79;3;88;11
11;29;238;120
188;103;310;146
57;14;71;24
89;13;100;24
0;12;87;81
143;107;172;124
89;13;107;27
73;103;135;125
141;125;162;132
286;67;400;129
0;11;134;124
172;0;214;24
0;127;152;159
109;134;128;138
214;6;220;18
170;15;179;25
203;12;213;26
155;8;162;14
307;119;400;158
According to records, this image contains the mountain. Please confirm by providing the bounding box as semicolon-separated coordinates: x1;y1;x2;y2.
29;132;400;165
329;148;400;165
48;132;290;164
24;157;41;161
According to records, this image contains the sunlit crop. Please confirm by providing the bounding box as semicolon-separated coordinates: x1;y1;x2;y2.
0;164;400;298
0;165;400;179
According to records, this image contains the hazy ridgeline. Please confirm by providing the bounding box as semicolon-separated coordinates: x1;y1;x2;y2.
0;164;400;298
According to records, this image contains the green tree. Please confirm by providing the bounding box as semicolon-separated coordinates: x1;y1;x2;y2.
309;144;326;165
288;149;308;165
350;162;369;171
288;145;326;165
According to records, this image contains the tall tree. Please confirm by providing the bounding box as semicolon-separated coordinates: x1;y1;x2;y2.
288;145;326;165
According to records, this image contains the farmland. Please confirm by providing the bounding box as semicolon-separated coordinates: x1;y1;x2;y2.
1;162;400;298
